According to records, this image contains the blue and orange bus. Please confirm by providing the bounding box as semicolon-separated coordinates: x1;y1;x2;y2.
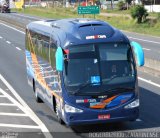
25;18;144;126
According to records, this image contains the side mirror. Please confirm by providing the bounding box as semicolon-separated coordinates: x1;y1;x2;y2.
130;41;144;67
55;47;63;71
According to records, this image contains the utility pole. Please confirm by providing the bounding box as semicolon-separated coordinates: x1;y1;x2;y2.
111;0;113;10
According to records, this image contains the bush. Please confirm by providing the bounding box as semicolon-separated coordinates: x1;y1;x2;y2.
117;1;126;10
157;13;160;21
130;5;148;23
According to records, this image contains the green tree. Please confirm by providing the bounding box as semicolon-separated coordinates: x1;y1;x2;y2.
157;13;160;21
125;0;132;9
117;1;125;10
130;5;148;23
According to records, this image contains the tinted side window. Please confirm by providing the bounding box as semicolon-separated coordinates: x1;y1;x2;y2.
30;31;38;54
26;30;36;53
49;41;57;69
35;34;50;62
41;39;50;62
25;29;30;52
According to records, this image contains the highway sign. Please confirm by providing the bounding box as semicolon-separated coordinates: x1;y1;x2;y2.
78;6;100;14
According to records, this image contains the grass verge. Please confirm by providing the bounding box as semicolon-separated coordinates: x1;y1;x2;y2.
13;7;160;37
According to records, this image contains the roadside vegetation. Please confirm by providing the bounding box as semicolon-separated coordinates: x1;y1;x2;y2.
13;7;160;36
130;5;148;23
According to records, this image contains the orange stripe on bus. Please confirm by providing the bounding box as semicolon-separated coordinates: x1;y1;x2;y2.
90;103;106;109
102;95;117;103
90;95;117;109
30;53;63;101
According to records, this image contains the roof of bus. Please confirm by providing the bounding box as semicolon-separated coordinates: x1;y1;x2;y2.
27;18;129;49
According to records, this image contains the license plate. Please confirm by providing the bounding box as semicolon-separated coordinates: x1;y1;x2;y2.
98;114;110;120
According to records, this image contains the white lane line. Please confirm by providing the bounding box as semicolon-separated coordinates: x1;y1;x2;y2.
12;13;42;20
0;103;16;106
129;36;160;44
143;48;151;51
0;23;25;34
0;95;6;97
0;124;41;129
1;20;159;49
6;41;11;44
0;74;52;138
0;113;28;117
0;88;28;114
0;36;2;39
16;47;22;51
138;77;160;88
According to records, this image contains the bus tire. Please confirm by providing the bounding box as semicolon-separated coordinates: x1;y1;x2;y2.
55;98;64;124
33;80;43;103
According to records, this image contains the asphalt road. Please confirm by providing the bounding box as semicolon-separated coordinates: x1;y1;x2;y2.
0;15;160;138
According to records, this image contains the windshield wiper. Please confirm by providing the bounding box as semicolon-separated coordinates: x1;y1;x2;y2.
103;75;135;84
71;82;100;95
71;82;91;95
102;75;120;84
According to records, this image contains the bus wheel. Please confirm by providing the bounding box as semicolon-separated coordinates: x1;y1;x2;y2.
33;80;43;103
55;100;64;124
35;88;43;103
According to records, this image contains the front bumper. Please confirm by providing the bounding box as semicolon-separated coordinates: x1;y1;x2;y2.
64;101;139;126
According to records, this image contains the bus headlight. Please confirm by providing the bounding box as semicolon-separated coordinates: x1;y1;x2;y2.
124;99;139;109
65;104;83;113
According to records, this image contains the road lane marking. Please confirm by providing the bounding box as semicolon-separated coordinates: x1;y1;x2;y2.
16;47;22;51
138;77;160;88
12;13;42;20
0;103;16;106
0;74;52;138
1;17;159;48
0;88;30;115
129;37;160;44
0;36;2;39
0;95;6;97
0;23;25;34
143;48;150;51
0;124;41;129
0;113;28;116
6;41;11;44
1;16;159;48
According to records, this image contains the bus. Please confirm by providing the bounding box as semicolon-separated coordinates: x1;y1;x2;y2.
25;18;144;126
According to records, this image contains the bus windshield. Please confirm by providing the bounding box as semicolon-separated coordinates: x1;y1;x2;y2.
63;43;136;95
